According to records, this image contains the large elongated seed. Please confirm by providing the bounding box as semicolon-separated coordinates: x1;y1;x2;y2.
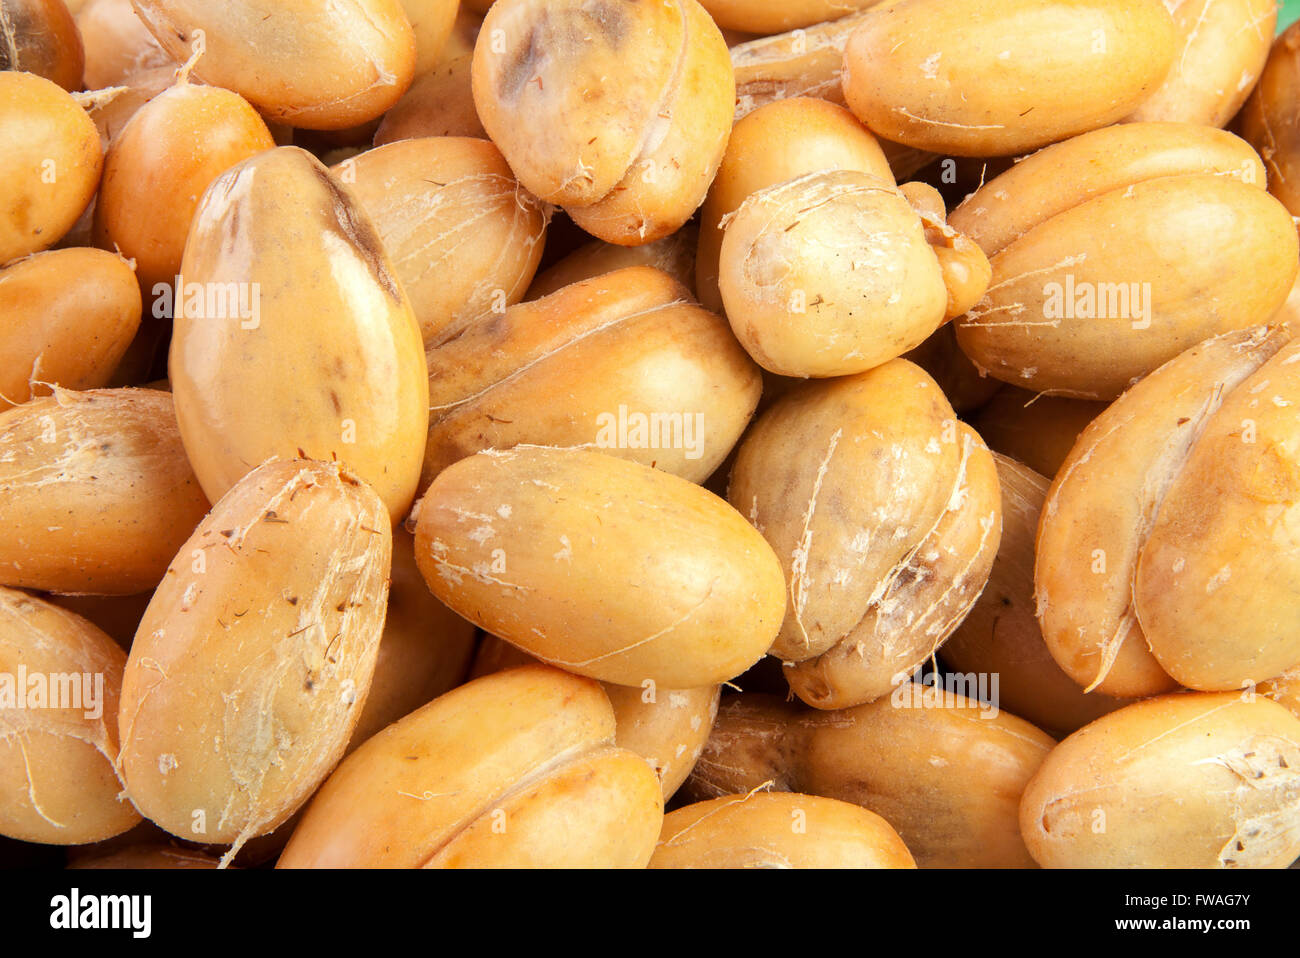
169;146;429;525
117;459;392;855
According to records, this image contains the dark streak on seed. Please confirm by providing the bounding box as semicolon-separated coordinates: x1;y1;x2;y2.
309;161;403;301
497;23;545;100
497;4;628;103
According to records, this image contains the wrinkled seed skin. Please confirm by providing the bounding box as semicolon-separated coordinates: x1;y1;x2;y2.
0;388;210;595
1021;693;1300;868
169;147;429;525
476;0;679;205
729;361;969;671
731;19;846;116
782;422;1001;710
117;459;393;849
414;445;786;689
0;588;140;844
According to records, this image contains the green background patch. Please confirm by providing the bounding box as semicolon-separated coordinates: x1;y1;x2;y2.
1283;0;1300;31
